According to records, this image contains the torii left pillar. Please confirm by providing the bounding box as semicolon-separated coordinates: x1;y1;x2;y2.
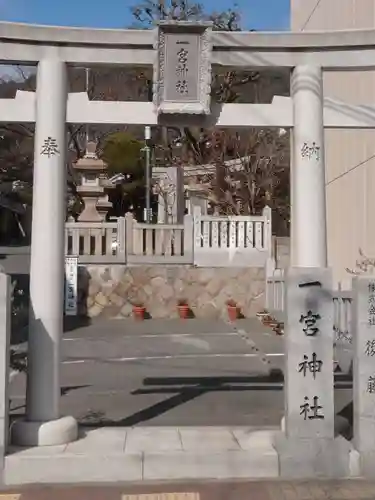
12;58;78;446
291;65;328;268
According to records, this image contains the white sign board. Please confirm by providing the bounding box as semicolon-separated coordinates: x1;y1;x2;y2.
64;256;78;316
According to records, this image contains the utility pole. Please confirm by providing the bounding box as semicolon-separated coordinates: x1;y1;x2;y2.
85;67;90;153
142;126;152;223
159;0;165;19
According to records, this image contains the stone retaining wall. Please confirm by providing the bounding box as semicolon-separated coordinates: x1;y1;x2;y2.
78;265;265;319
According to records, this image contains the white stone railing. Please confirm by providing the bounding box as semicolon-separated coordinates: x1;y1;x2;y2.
333;286;353;344
265;268;285;313
193;206;272;267
65;215;193;265
65;210;272;266
125;213;193;264
133;223;184;257
65;221;125;263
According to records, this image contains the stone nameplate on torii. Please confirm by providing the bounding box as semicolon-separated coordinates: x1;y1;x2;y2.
153;21;212;116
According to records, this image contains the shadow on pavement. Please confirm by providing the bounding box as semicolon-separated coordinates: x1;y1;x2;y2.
9;385;91;415
63;315;92;333
77;370;353;435
79;370;284;427
337;400;353;440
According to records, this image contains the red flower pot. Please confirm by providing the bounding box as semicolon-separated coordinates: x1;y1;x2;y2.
133;306;146;321
178;304;189;319
227;305;238;322
262;316;273;326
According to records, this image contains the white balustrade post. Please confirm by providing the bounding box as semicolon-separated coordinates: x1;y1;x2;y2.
192;206;201;266
262;205;272;252
124;212;135;257
291;65;327;268
12;59;77;446
182;214;194;263
165;166;184;224
116;216;126;262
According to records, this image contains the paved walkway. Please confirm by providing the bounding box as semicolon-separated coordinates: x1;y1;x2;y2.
3;480;375;500
6;319;354;487
10;319;289;428
5;426;279;485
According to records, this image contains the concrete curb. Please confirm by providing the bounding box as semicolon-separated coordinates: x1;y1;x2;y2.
5;450;279;485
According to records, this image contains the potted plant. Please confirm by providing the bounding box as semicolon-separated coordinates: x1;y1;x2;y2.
262;314;274;326
132;302;146;321
256;309;269;318
226;299;238;322
274;323;284;336
177;299;189;319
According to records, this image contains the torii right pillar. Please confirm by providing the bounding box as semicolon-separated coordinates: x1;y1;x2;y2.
275;66;351;478
291;65;328;268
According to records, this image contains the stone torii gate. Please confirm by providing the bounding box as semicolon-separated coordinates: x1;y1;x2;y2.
2;21;375;447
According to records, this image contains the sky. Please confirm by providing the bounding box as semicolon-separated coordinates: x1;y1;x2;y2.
0;0;290;31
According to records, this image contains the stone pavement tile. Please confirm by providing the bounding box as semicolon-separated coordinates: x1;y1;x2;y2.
4;454;143;485
125;428;183;452
232;429;277;451
179;428;240;451
143;451;279;480
265;480;375;500
348;481;375;499
323;480;375;499
7;445;67;457
64;427;127;454
293;483;327;500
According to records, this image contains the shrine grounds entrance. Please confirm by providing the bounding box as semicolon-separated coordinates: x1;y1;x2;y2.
9;318;286;428
2;20;375;480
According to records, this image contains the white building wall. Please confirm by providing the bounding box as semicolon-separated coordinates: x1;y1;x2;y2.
291;0;375;287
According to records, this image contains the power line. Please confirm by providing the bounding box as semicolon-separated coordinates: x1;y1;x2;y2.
297;0;374;185
300;0;324;31
326;153;375;186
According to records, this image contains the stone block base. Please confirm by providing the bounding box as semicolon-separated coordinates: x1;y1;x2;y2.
350;449;375;477
274;433;351;478
280;414;352;439
11;415;78;446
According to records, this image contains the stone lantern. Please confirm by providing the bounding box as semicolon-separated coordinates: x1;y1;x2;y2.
97;175;115;221
73;141;111;222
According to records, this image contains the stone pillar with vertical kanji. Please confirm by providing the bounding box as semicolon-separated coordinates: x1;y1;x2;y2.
353;276;375;476
274;267;350;478
291;66;327;268
11;59;78;448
